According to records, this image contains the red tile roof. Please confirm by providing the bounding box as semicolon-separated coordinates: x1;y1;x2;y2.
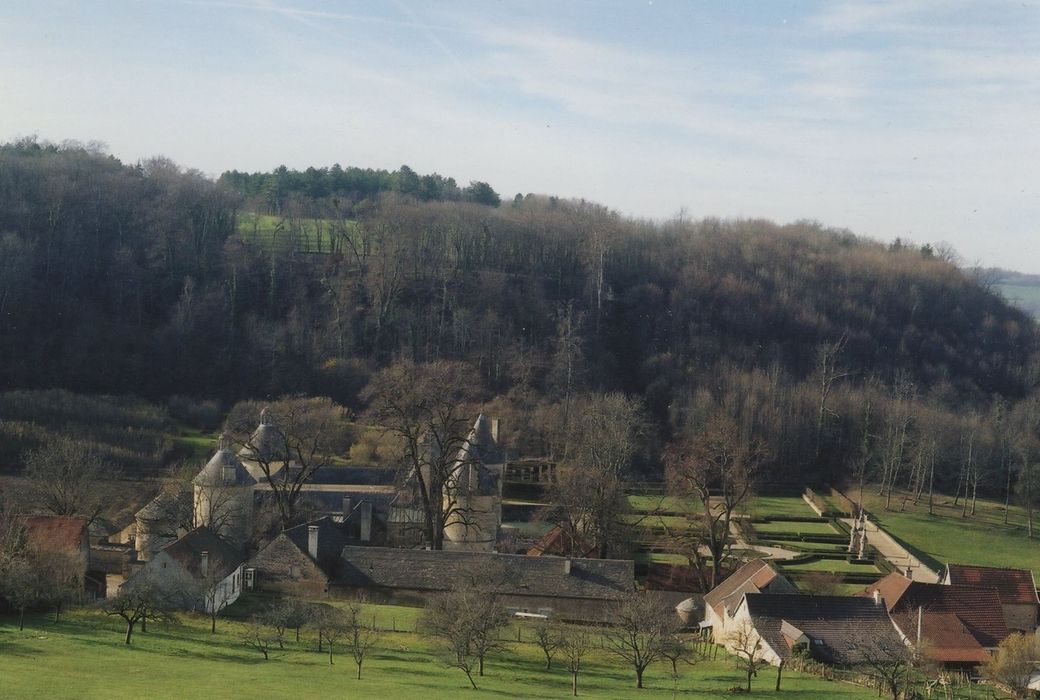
863;573;1009;651
527;526;597;558
703;559;784;617
15;515;88;559
892;612;990;664
945;564;1039;606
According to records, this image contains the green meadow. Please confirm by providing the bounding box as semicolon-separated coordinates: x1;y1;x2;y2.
0;606;881;700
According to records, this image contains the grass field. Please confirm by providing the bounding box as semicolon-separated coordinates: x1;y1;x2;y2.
0;607;881;700
751;520;839;536
236;212;358;255
744;496;817;518
625;495;695;514
860;488;1040;576
781;558;880;574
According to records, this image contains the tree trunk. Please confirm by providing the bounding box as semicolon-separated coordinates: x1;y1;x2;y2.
141;616;147;633
747;666;754;692
357;662;362;680
295;625;300;642
19;607;25;631
572;671;578;696
636;668;643;689
54;601;61;623
479;654;484;676
211;614;216;634
328;643;334;665
776;660;783;691
125;620;136;645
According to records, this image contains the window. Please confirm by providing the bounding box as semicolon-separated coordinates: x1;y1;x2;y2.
245;568;255;590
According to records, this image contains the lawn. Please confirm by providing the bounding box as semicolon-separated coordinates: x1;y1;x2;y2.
860;488;1040;577
623;514;696;530
625;494;696;514
751;520;839;536
745;495;817;518
0;607;881;700
781;559;880;574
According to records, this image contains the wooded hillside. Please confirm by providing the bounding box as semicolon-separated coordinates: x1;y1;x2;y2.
1;139;1037;493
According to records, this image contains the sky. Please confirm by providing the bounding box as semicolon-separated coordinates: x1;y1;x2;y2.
1;0;1038;271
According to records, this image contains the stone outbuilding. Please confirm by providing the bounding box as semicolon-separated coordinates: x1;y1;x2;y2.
941;563;1039;632
193;434;257;551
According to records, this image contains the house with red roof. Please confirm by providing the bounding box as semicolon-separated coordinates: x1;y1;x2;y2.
701;558;797;637
863;572;1010;668
941;564;1039;632
15;515;92;595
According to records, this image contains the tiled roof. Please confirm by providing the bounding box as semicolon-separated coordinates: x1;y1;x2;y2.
336;546;633;600
527;525;597;558
892;612;989;664
945;564;1039;606
703;559;783;617
16;515;87;558
160;526;245;580
743;593;904;666
864;573;1009;649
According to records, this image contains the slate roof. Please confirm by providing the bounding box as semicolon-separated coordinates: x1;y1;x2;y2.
864;573;1009;650
239;419;287;463
160;526;245;581
743;593;904;666
282;516;349;577
448;414;503;496
194;441;257;488
944;564;1039;606
336;546;633;600
703;559;790;618
135;489;189;524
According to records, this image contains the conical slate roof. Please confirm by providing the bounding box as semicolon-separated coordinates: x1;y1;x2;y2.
449;413;503;495
195;434;258;487
238;408;287;462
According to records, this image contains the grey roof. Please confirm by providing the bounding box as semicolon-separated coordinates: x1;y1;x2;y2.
194;444;257;487
447;414;503;496
281;517;349;577
336;546;633;600
160;526;246;580
237;420;284;463
135;489;189;524
743;593;904;666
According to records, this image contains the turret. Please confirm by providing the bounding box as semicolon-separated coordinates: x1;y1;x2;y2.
194;433;257;550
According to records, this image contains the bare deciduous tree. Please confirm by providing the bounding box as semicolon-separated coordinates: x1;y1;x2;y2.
533;619;561;670
230;397;352;529
102;573;173;645
343;600;381;680
603;592;677;689
23;437;118;526
559;626;593;697
727;618;770;692
421;579;509;688
242;615;278;660
665;413;766;588
362;360;482;550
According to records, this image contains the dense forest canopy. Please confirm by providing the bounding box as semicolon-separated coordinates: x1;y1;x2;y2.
1;138;1038;493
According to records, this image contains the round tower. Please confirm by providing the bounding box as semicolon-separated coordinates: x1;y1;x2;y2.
443;414;503;551
194;433;258;550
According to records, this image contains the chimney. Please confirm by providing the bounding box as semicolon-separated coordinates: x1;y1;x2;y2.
490;418;500;443
342;496;352;520
872;589;881;606
563;558;572;575
360;501;372;543
308;525;319;560
201;550;209;578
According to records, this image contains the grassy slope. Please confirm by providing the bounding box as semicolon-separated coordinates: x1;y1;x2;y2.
744;496;817;518
860;488;1040;576
0;608;878;700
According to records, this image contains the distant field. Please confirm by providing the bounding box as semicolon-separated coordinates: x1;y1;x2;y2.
236;212;358;255
861;487;1040;577
0;607;880;700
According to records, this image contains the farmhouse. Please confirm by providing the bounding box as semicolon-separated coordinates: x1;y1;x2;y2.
121;526;246;612
245;516;347;598
727;593;904;667
863;572;1010;666
15;515;93;596
701;558;796;637
940;563;1039;631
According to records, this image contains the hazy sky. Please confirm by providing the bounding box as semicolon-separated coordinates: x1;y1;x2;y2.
2;1;1038;271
